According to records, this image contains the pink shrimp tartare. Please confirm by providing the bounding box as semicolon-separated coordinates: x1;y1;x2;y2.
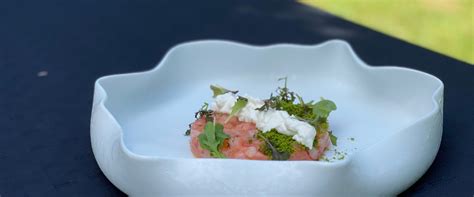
185;78;337;161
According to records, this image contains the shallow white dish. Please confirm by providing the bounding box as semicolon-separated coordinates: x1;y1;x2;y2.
91;40;443;197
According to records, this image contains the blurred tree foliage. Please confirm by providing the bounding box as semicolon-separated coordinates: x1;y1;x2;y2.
302;0;473;64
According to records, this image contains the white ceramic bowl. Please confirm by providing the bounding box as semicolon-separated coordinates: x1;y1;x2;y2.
91;40;443;197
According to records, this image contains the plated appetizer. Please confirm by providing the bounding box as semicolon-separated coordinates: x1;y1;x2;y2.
185;78;337;160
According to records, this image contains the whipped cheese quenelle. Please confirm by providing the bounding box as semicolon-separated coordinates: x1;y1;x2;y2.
211;92;317;149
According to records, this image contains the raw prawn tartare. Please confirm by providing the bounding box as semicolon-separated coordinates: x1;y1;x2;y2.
185;78;337;160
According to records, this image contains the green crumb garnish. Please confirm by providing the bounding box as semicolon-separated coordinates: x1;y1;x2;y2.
337;154;345;160
317;121;329;131
253;78;338;158
257;129;300;160
280;101;316;120
333;149;347;160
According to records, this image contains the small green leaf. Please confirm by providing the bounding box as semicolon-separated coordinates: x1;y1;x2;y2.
311;98;337;120
215;124;229;140
210;85;237;97
328;131;337;146
224;96;248;123
211;151;226;158
198;134;210;149
204;122;216;142
198;121;229;158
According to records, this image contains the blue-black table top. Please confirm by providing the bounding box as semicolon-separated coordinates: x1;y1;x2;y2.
1;0;473;196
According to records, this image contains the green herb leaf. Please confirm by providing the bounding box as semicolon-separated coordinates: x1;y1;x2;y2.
296;94;305;107
278;77;288;88
277;77;296;102
256;94;279;111
210;85;238;97
198;122;229;158
215;125;230;140
328;131;337;146
200;102;209;111
184;123;192;136
311;98;337;120
224;96;248;123
195;102;213;121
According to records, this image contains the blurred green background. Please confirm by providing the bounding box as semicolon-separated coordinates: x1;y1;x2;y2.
301;0;473;64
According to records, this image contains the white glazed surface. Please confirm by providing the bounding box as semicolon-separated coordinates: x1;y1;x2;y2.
90;40;443;197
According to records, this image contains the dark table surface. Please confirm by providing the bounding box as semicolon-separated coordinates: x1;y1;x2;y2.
1;0;473;196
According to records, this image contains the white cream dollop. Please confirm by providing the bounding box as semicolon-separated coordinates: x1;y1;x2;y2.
211;92;237;114
211;93;316;149
237;95;265;123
